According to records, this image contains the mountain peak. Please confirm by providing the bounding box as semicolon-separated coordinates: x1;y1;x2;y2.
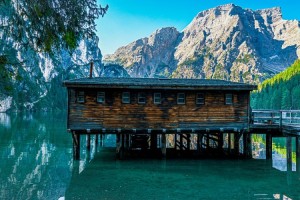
104;4;300;83
256;7;282;22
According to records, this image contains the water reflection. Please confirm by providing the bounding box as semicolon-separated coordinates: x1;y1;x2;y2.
0;113;11;128
0;113;299;199
252;134;298;172
0;112;72;200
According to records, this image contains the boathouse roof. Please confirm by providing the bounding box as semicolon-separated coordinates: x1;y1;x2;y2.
63;77;257;90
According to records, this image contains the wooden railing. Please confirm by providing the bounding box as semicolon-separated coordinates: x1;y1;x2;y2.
252;110;300;127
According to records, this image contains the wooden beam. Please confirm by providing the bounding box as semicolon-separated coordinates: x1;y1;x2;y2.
296;136;300;173
151;134;157;150
161;134;166;158
266;134;272;159
286;136;292;172
228;133;232;154
243;133;252;158
234;133;239;156
86;135;91;151
72;132;80;160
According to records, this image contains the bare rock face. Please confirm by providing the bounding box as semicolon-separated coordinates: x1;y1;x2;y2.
104;27;180;77
104;4;300;83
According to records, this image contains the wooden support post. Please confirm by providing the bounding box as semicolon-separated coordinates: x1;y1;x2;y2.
234;133;240;156
151;134;157;150
286;136;292;172
197;133;202;155
228;133;231;154
243;133;252;158
161;133;167;158
72;132;80;160
296;136;300;173
266;134;272;159
124;134;130;151
100;134;104;147
86;135;91;151
95;134;99;146
180;133;183;151
218;133;224;153
206;133;210;151
174;134;177;150
187;134;191;151
116;133;121;159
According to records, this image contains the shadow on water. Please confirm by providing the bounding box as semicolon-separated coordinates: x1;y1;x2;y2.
1;113;300;200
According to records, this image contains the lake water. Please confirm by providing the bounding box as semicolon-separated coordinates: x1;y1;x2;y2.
0;113;300;200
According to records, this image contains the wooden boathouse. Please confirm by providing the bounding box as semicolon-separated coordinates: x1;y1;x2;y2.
64;77;258;159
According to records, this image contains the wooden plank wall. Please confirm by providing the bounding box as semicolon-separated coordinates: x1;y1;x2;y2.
68;88;249;130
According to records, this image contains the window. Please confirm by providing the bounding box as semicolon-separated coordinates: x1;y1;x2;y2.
154;93;161;104
177;93;185;104
196;93;205;105
122;92;130;104
77;91;85;103
138;92;146;104
97;92;105;103
225;93;233;105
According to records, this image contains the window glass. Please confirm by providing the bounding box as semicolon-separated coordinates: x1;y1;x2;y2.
196;93;205;105
177;93;185;104
97;92;105;103
154;93;161;104
138;92;146;104
225;93;233;105
77;91;85;103
122;92;130;104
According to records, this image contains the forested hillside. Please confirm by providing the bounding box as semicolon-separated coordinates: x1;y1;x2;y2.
251;60;300;109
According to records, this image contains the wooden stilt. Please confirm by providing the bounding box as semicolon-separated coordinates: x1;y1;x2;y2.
72;132;80;160
116;133;121;159
206;133;210;151
100;134;104;147
151;134;157;150
186;134;191;151
266;134;272;159
197;133;201;156
95;134;99;146
228;133;231;154
218;133;224;153
161;133;166;158
86;135;91;151
234;133;240;156
180;134;183;151
174;134;177;150
286;136;292;172
124;133;129;151
243;133;252;158
296;136;300;172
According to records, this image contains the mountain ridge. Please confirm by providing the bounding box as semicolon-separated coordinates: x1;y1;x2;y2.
104;4;300;83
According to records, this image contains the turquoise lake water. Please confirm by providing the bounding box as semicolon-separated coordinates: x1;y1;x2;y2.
0;112;299;200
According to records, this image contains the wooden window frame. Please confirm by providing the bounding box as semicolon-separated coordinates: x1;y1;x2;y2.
122;92;130;104
225;93;233;105
77;91;85;103
138;92;146;104
177;93;185;105
97;92;105;104
154;93;161;104
196;93;205;105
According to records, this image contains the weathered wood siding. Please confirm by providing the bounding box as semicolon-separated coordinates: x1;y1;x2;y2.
68;88;250;131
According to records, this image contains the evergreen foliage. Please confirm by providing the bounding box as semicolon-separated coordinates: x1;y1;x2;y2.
251;60;300;110
0;0;108;53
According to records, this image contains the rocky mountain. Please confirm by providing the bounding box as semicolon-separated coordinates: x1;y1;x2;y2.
0;35;128;112
104;4;300;83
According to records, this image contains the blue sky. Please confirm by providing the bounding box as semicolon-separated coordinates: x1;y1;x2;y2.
96;0;300;55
